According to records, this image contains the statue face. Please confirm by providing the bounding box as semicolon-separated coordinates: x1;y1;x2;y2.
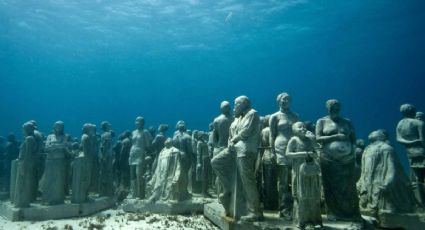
234;98;245;117
164;138;173;148
54;123;64;134
293;122;307;137
135;119;144;129
279;96;291;110
328;103;341;118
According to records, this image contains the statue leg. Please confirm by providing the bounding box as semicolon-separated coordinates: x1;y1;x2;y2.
211;149;234;213
277;164;293;220
237;155;263;221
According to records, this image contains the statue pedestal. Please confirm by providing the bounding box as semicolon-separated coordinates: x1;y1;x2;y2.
362;210;425;230
205;202;375;230
0;196;116;221
121;196;214;215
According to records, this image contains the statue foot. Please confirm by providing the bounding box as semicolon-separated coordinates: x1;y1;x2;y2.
279;210;293;221
240;212;264;222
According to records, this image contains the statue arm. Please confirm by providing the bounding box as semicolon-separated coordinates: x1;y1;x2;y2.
269;115;277;153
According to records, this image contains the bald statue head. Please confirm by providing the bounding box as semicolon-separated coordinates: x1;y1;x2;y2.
220;101;231;116
234;95;251;117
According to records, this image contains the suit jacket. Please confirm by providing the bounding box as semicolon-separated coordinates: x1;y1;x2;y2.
230;109;261;157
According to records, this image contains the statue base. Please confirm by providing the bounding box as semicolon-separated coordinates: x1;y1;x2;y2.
121;196;214;215
361;210;425;230
0;196;116;221
205;202;374;230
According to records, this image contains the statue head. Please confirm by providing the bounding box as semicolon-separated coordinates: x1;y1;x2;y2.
7;133;16;142
101;121;111;132
53;121;65;135
164;138;173;148
400;104;416;118
220;101;231;116
89;124;97;136
356;139;365;149
158;124;169;133
368;129;388;143
326;99;341;119
292;121;307;137
22;122;35;137
276;92;291;111
234;95;251;117
176;120;186;132
82;123;91;135
135;116;145;130
262;115;271;128
29;120;38;129
416;111;424;121
200;132;209;141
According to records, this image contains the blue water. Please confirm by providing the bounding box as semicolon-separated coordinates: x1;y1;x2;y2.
1;0;424;150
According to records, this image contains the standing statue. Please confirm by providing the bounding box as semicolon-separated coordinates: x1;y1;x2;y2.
315;99;361;222
129;116;152;199
99;121;114;196
269;92;299;219
196;132;212;197
212;96;263;222
13;122;37;208
114;131;132;188
211;101;234;194
147;138;185;203
358;129;417;217
286;122;322;229
4;134;19;195
172;120;192;200
396;104;425;205
29;120;44;201
260;115;278;210
40;121;69;205
151;124;169;174
71;124;92;204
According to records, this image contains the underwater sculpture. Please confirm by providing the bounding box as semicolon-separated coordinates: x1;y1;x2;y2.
40;121;69;205
260;115;278;210
99;121;114;196
286;121;322;229
172;120;192;199
28;120;45;202
115;131;132;188
269;92;299;219
212;95;263;222
396;104;425;205
196;131;212;197
358;129;417;216
129;116;152;199
147;138;185;203
151;124;169;175
315;99;361;222
212;101;233;155
12;122;37;208
71;123;93;204
3;134;19;194
211;101;233;196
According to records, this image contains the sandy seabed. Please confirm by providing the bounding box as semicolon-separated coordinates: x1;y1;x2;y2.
0;209;219;230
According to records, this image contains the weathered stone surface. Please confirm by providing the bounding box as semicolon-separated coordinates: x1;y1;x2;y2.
0;196;116;221
377;211;425;230
122;197;213;215
205;202;375;230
